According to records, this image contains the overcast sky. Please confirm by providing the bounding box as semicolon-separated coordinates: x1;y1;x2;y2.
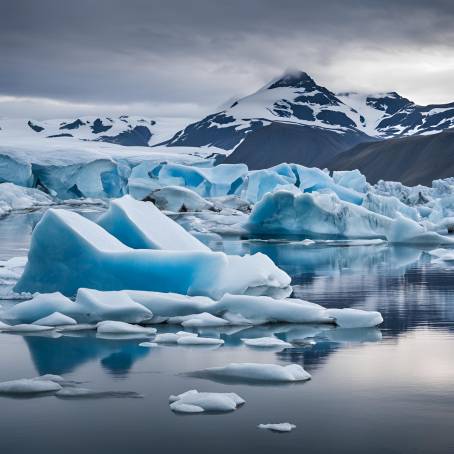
1;0;453;120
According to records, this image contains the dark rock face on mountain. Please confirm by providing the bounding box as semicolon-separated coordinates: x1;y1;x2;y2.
163;70;454;175
99;125;152;147
326;130;454;186
224;123;372;169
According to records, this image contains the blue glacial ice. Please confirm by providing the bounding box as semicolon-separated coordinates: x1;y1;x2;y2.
157;163;248;197
14;198;291;298
98;195;209;251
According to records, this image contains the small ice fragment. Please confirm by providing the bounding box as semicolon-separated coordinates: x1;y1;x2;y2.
139;342;158;347
325;308;383;328
242;337;292;348
169;389;244;413
154;331;198;343
258;423;296;432
199;363;311;383
55;387;143;399
177;336;224;345
96;321;157;335
0;378;62;395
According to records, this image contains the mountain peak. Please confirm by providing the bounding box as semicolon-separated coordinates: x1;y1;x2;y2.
267;69;317;90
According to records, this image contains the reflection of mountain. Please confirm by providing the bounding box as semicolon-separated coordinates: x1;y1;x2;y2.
24;334;149;376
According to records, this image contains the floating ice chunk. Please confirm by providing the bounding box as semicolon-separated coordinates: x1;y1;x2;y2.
428;248;454;263
96;321;157;335
0;378;62;394
76;288;152;324
125;291;214;318
15;208;288;299
388;214;454;245
168;312;229;327
55;388;143;399
199;363;311;383
242;337;292;348
32;312;77;326
177;336;224;346
2;292;78;324
169;389;245;413
248;190;390;238
98;195;209;251
138;341;158;347
0;183;53;215
146;186;214;212
332;169;368;193
154;331;198;343
215;294;330;325
324;308;383;328
0;323;54;333
258;423;296;433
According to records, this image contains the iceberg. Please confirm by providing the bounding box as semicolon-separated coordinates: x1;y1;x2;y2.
324;308;383;329
15;207;291;299
75;288;153;324
55;388;143;399
145;186;214;212
214;294;331;325
98;195;209;251
169;389;245;413
197;363;311;383
0;377;62;395
177;336;224;345
96;321;157;335
154;331;198;343
258;423;296;433
3;292;78;324
248;190;391;238
0;183;53;216
242;337;293;348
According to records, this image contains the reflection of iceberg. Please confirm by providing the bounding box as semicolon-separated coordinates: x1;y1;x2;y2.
23;334;149;376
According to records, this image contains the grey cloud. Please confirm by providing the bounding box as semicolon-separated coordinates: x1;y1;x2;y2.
0;0;453;119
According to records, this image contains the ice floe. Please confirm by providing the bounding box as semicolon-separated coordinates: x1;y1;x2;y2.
196;363;311;383
96;321;157;335
242;337;293;348
169;389;245;413
0;376;62;395
258;423;296;433
177;336;224;346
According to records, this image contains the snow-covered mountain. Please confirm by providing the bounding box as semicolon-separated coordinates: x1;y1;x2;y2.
337;92;454;138
0;116;176;147
161;70;454;168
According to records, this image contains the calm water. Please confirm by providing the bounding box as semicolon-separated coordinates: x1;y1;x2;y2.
0;208;453;454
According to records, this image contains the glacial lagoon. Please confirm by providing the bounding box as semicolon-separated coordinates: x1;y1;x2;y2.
0;207;453;454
